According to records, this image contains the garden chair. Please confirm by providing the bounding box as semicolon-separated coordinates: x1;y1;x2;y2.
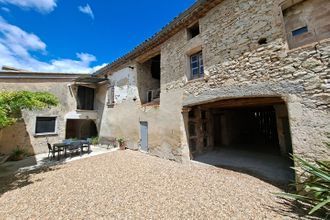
66;141;82;157
47;143;64;160
82;139;91;154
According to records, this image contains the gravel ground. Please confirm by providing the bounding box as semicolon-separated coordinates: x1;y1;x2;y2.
0;150;301;219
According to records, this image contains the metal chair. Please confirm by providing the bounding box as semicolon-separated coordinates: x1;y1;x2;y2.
66;141;82;157
47;143;64;160
82;139;91;153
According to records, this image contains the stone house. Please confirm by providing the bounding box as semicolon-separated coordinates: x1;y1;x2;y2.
94;0;330;167
0;68;107;155
0;0;329;182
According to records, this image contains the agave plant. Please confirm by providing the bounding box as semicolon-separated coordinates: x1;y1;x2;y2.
277;155;329;217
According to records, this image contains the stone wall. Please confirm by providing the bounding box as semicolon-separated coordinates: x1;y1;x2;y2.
163;0;329;161
282;0;330;49
99;0;329;162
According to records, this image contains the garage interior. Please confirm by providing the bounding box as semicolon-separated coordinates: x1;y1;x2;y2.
186;97;295;187
65;119;98;140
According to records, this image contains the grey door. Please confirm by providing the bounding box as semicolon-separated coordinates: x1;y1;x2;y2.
140;121;148;152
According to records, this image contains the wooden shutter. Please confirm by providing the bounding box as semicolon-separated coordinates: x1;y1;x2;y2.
107;85;115;107
77;86;95;110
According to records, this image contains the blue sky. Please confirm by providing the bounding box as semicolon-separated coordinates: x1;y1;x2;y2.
0;0;195;73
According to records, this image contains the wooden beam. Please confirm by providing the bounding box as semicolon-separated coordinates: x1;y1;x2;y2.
136;45;161;63
198;97;285;109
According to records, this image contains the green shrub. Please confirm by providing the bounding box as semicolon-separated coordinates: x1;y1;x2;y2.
276;155;330;217
90;136;99;145
0;91;59;128
117;137;125;145
10;146;27;161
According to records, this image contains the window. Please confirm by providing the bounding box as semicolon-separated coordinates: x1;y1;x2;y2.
282;0;330;49
77;86;95;110
292;26;308;37
187;22;200;39
107;85;115;107
35;117;56;134
190;51;204;80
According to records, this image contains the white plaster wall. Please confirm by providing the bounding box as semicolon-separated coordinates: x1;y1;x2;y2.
0;80;78;154
98;65;187;161
111;67;139;104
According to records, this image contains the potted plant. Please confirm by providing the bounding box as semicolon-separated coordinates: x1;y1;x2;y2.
117;138;126;150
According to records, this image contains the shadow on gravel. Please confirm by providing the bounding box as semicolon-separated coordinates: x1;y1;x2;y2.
0;162;63;197
214;164;293;190
267;198;324;220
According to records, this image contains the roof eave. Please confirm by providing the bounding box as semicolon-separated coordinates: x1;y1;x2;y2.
93;0;222;76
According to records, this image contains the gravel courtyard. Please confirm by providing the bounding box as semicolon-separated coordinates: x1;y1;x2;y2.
0;150;300;219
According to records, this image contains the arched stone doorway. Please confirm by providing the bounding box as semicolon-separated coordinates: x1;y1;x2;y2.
65;119;98;140
184;97;295;187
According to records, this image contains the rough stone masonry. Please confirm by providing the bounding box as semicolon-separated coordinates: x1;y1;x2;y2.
96;0;329;163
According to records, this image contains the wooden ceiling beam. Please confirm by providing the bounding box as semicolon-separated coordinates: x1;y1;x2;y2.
197;97;285;109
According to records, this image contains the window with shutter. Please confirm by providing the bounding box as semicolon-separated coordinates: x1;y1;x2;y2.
77;86;95;110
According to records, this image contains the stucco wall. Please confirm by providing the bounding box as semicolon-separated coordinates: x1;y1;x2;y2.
98;66;186;161
98;67;139;145
0;79;87;154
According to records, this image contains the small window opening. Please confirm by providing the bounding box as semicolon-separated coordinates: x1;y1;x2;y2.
292;26;308;37
258;38;267;45
187;22;200;40
35;117;56;134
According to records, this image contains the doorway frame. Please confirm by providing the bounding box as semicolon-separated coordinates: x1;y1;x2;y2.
139;121;149;152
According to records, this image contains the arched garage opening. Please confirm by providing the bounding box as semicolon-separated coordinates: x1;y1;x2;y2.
185;97;294;187
65;119;98;140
